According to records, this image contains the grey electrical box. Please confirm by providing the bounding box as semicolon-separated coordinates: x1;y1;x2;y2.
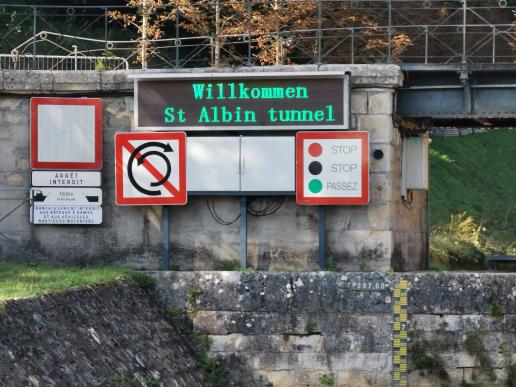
401;135;429;198
187;136;295;194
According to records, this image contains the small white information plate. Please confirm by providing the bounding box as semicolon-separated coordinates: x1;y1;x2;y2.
30;187;102;206
31;205;102;225
32;171;101;187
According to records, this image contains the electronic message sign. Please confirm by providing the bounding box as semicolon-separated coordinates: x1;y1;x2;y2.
131;72;350;130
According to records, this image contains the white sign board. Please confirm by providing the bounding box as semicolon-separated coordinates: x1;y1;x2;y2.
296;131;369;205
31;205;102;225
115;132;187;205
32;171;101;187
30;97;102;170
31;187;102;206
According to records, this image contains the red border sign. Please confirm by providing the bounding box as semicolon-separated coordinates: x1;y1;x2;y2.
115;132;187;205
30;97;102;170
296;131;369;205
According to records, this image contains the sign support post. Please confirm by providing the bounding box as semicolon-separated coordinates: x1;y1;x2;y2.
162;206;170;271
318;206;326;269
240;196;247;270
29;189;36;265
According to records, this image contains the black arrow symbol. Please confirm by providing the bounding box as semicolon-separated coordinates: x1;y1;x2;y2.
127;142;174;196
137;151;172;187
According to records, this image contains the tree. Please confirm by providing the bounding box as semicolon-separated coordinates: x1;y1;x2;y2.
110;0;413;67
108;0;176;67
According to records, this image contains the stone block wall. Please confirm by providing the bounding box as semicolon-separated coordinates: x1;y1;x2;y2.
152;271;516;387
0;65;427;270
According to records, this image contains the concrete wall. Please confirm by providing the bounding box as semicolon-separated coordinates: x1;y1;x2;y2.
152;271;516;387
0;65;427;270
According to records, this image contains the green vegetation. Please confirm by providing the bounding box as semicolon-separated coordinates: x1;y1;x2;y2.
508;363;516;387
429;130;516;269
410;343;449;381
187;329;228;387
167;306;183;319
487;297;505;318
0;260;133;301
319;373;335;385
187;330;214;352
325;259;339;272
430;212;488;270
131;272;157;290
304;322;317;334
196;352;228;387
464;331;495;381
215;261;255;271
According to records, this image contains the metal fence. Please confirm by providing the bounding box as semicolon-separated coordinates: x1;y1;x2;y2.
0;1;515;69
0;53;129;71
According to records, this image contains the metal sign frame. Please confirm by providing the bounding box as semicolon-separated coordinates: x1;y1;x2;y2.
30;97;103;170
129;71;350;131
115;131;187;206
296;131;369;205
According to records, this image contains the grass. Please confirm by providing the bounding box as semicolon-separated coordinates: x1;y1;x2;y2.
429;130;516;268
0;260;133;301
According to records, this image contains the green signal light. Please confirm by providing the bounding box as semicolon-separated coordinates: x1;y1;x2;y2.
308;179;323;193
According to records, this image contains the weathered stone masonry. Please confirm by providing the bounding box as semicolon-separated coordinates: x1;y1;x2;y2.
152;271;516;387
0;65;427;270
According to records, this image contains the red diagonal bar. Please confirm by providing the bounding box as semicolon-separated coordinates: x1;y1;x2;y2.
122;140;181;198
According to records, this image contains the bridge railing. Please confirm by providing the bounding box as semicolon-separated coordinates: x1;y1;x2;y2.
0;1;515;69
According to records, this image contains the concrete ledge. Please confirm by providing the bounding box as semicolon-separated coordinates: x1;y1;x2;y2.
151;271;516;315
0;64;402;93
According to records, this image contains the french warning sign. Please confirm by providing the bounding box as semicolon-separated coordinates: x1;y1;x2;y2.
115;132;187;205
296;131;369;205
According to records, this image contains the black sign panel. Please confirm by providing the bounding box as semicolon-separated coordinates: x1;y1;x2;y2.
136;76;348;130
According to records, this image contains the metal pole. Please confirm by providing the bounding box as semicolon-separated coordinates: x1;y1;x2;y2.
424;26;429;64
351;28;355;64
32;7;37;70
30;189;35;265
72;45;78;70
239;196;247;269
462;0;467;64
318;206;326;269
387;0;392;63
492;26;496;64
175;4;180;67
247;0;252;66
214;0;220;67
104;7;108;61
142;0;148;70
317;0;322;65
162;206;170;271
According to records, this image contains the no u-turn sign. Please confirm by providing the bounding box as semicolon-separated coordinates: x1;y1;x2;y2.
115;132;187;205
296;131;369;205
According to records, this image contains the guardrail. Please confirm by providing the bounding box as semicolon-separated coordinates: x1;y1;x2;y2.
0;53;129;71
0;1;515;68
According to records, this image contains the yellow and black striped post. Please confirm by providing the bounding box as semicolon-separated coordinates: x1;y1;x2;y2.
392;279;409;386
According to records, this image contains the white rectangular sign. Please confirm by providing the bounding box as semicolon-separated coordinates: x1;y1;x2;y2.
31;205;102;225
30;97;102;170
30;187;102;206
32;171;101;187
